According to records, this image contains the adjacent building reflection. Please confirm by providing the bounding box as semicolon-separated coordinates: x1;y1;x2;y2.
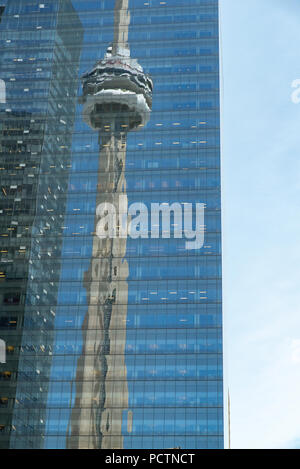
67;0;152;449
3;0;83;449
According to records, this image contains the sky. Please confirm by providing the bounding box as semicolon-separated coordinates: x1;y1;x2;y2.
221;0;300;449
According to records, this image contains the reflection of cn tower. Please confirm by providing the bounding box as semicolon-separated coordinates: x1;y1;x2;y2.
67;0;152;449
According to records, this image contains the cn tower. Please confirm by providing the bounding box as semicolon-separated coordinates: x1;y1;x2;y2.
67;0;153;449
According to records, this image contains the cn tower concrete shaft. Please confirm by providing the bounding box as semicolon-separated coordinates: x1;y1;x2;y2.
67;125;130;449
67;0;152;449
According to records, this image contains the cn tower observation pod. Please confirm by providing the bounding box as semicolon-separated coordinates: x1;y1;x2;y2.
80;49;153;132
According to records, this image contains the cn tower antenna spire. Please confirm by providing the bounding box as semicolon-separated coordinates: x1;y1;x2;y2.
112;0;131;57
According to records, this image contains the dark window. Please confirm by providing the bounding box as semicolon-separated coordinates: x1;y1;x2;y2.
0;317;18;329
3;293;20;305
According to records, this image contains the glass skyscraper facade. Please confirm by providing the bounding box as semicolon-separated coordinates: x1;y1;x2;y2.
0;0;223;450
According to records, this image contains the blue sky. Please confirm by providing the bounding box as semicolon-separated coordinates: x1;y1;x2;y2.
221;0;300;449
